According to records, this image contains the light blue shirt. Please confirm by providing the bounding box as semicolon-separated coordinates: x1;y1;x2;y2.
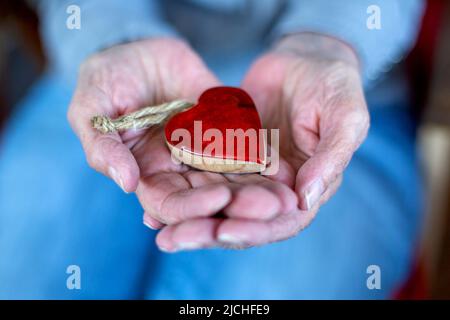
36;0;424;87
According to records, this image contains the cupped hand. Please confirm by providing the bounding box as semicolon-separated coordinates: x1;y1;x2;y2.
68;38;297;251
154;33;370;251
242;32;370;239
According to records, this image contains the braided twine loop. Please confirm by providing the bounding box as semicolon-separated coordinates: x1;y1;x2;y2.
91;100;194;134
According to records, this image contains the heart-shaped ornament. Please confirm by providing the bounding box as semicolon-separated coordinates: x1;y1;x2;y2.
165;87;266;173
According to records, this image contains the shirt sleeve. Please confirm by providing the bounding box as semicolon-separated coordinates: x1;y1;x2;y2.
35;0;178;80
273;0;425;85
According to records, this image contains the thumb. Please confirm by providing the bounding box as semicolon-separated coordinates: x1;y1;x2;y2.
295;108;369;211
68;93;140;193
87;133;140;193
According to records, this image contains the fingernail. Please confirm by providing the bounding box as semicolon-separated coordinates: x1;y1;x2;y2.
143;221;155;230
143;215;157;230
142;213;159;230
108;166;127;193
176;242;203;251
159;246;177;253
218;233;243;245
304;178;325;210
207;186;232;212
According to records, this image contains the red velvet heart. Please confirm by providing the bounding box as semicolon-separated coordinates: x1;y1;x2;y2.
164;87;266;172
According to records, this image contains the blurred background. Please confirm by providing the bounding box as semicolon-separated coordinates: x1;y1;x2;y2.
0;0;449;298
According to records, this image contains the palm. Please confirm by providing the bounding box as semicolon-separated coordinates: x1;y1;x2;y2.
242;42;369;212
70;36;368;251
242;53;322;176
69;38;300;251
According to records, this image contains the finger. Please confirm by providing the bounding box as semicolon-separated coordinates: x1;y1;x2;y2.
67;39;221;194
223;184;281;220
218;176;342;249
225;174;298;215
142;38;222;102
136;172;232;225
143;212;165;230
68;88;140;193
182;170;228;187
216;204;319;249
157;207;311;251
185;171;288;220
173;45;222;101
263;148;296;188
318;174;343;206
296;107;369;211
155;218;223;252
131;130;189;177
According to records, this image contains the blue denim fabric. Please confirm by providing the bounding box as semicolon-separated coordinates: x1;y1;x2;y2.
0;70;422;299
0;0;423;299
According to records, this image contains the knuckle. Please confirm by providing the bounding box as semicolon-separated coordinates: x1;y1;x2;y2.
84;136;109;171
339;108;370;148
143;205;163;223
79;57;95;76
351;109;370;147
79;54;111;89
344;108;368;127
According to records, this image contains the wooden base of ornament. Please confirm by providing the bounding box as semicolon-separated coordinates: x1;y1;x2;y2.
167;143;266;174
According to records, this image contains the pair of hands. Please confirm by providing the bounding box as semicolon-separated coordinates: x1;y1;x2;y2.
68;33;369;252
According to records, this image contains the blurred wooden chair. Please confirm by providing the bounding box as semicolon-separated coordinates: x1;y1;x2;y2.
395;0;450;299
417;0;450;299
0;0;45;128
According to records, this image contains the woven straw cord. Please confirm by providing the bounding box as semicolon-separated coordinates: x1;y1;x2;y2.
91;100;194;134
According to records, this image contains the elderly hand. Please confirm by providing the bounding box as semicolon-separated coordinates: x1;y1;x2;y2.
68;38;298;252
239;32;370;240
154;33;370;250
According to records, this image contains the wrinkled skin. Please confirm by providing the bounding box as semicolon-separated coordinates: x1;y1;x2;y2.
68;34;369;252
